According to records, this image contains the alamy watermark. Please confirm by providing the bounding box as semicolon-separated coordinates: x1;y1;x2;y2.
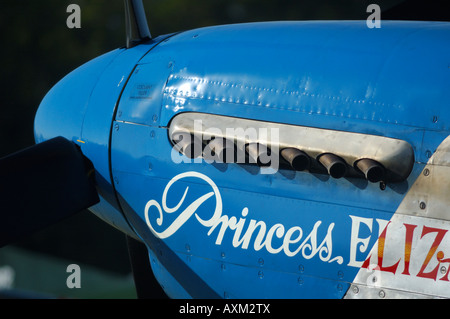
170;120;280;175
66;3;380;30
66;4;81;29
367;4;381;29
0;266;15;290
66;264;81;289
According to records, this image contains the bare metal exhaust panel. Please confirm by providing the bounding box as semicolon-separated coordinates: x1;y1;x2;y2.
168;113;414;182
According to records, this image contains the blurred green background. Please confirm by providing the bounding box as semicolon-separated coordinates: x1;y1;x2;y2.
0;0;442;298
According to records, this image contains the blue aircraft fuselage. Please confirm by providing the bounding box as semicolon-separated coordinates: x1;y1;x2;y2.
34;21;450;298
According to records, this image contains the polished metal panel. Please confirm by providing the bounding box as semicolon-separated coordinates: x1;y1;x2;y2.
345;136;450;299
169;112;415;182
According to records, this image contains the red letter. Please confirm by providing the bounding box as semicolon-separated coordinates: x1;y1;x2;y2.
402;223;417;275
376;221;400;274
437;251;450;282
417;226;448;280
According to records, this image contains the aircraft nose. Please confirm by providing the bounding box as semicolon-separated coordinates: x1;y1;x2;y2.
34;51;120;144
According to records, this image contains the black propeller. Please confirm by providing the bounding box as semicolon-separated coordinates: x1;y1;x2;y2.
124;0;152;48
126;235;168;298
0;137;99;247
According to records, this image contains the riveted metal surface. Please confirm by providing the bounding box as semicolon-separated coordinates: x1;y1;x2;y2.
346;136;450;299
104;21;450;298
169;112;415;182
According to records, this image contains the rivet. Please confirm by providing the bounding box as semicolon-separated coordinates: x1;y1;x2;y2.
114;123;119;131
337;284;343;291
432;116;438;123
352;285;359;294
150;130;155;138
379;290;385;298
152;114;158;122
258;258;264;266
297;277;304;285
338;271;344;279
441;266;447;275
379;181;386;191
168;61;173;68
423;168;430;176
420;201;426;210
185;244;191;252
221;252;226;259
298;265;304;273
221;263;226;271
426;150;432;159
258;271;264;279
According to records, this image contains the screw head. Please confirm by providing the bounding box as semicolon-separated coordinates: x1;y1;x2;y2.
420;201;427;210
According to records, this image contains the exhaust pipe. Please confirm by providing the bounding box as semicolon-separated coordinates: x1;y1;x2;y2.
355;159;385;183
318;153;347;179
204;138;237;163
172;132;203;159
246;143;272;167
281;148;310;171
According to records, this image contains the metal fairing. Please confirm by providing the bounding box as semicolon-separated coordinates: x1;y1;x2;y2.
107;21;450;298
36;19;450;298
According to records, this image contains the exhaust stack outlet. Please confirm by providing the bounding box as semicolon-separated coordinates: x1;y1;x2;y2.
246;143;272;167
281;148;310;171
318;153;347;179
172;132;203;159
356;159;385;183
204;138;237;163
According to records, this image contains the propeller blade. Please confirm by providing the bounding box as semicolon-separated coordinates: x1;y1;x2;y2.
126;236;168;299
0;137;100;247
124;0;152;48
